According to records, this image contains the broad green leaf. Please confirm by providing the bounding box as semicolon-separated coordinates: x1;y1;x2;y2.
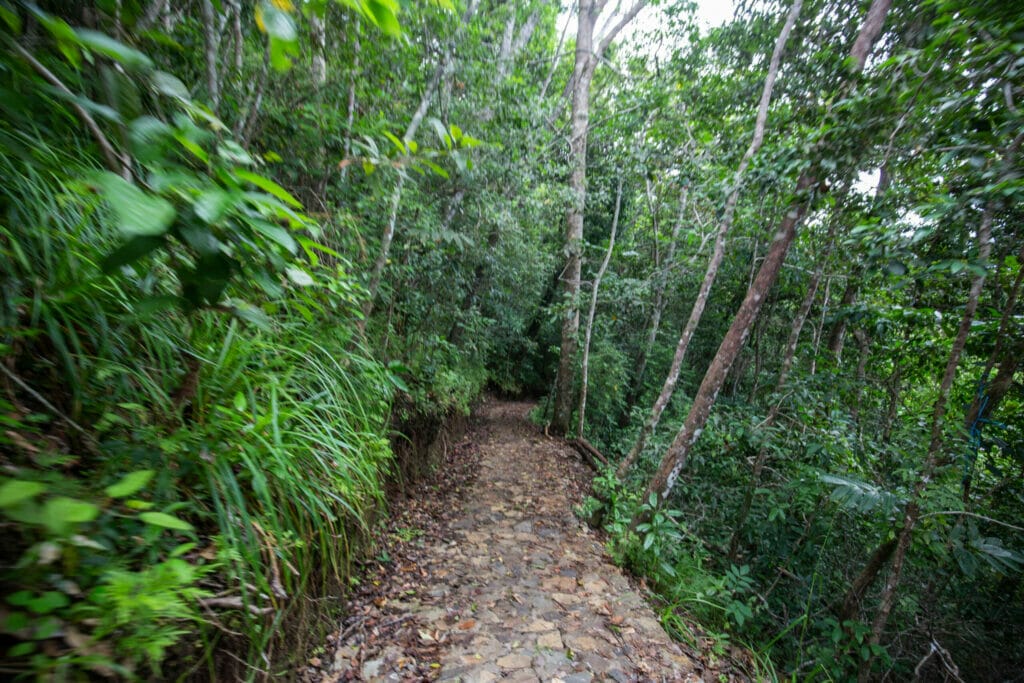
365;0;402;37
194;189;233;223
0;480;46;508
151;71;189;99
42;497;100;534
75;29;153;70
139;511;193;532
252;221;298;254
94;172;176;237
104;470;154;498
258;3;297;41
27;592;69;615
230;303;272;331
235;169;302;208
286;267;314;286
233;392;246;411
101;235;166;273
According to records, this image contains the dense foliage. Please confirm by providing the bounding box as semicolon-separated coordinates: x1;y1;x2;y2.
0;0;1020;680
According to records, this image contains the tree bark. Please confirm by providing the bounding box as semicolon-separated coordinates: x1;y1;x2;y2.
577;177;623;439
341;17;361;182
617;0;803;477
859;205;993;681
200;0;221;114
310;11;327;85
632;0;891;521
551;0;600;434
629;181;685;407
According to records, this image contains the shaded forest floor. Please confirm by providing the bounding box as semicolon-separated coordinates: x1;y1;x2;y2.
305;400;738;682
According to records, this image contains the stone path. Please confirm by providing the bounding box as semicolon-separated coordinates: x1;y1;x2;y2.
319;400;699;682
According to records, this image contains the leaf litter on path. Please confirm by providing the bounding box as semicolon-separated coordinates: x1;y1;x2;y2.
304;400;738;682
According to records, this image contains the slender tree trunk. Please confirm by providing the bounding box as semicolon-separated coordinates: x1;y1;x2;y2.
200;0;221;114
359;1;479;329
632;0;891;520
858;205;992;681
838;538;898;623
577;177;623;439
310;11;327;85
728;216;837;558
341;18;361;181
539;4;571;101
630;182;686;407
551;0;599;434
964;241;1024;428
617;0;802;477
497;10;541;81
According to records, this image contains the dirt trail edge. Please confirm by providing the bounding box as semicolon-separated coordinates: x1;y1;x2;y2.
315;400;700;682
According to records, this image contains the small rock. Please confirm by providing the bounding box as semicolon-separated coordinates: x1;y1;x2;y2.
523;619;556;633
537;631;563;649
496;653;532;670
361;658;383;679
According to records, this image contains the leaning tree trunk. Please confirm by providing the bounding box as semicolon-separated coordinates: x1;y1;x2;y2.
577;177;623;439
858;202;993;681
617;0;803;477
632;0;892;520
727;211;838;559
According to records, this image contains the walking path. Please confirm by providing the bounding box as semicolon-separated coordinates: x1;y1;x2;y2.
314;400;700;682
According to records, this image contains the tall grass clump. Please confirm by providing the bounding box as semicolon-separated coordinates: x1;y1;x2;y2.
0;20;397;679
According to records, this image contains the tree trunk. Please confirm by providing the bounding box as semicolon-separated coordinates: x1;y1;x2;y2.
200;0;221;114
727;215;837;559
629;182;686;407
551;0;599;434
859;205;992;681
341;17;360;182
837;537;898;623
310;11;327;85
632;0;891;520
617;0;803;477
359;1;479;329
577;177;623;439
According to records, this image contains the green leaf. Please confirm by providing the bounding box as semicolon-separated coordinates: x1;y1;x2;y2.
75;29;153;70
235;169;302;208
94;172;176;237
0;480;46;508
233;392;246;411
286;267;314;287
260;3;297;41
101;235;166;273
104;470;154;498
194;189;233;223
151;71;189;99
27;591;69;615
230;303;272;331
139;511;194;532
365;0;402;37
252;221;298;254
42;497;100;534
7;642;35;658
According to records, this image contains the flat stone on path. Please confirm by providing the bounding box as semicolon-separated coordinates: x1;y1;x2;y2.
320;400;699;682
